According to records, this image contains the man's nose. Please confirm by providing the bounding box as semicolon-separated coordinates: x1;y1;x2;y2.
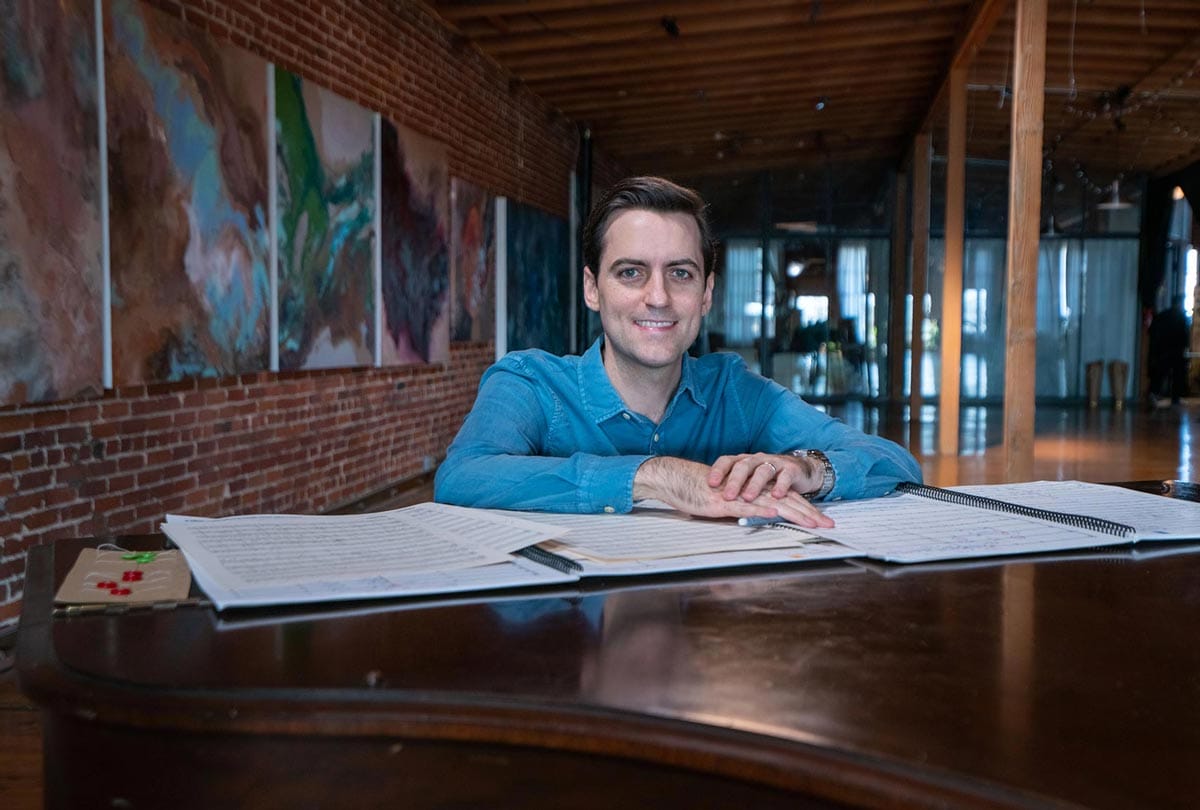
644;270;670;307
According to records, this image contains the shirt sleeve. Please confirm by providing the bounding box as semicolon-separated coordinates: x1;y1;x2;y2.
735;368;923;500
433;362;650;513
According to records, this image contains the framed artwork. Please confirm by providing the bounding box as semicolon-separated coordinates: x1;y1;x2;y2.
449;178;496;343
275;69;375;370
505;200;570;355
107;0;271;384
379;119;449;365
1;0;103;404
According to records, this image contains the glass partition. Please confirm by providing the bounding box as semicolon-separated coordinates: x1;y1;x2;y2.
718;235;1140;405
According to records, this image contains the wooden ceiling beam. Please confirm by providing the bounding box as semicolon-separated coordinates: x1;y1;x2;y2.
503;15;958;75
560;67;940;116
912;0;1009;140
471;0;959;55
450;0;962;36
434;0;644;21
516;25;958;84
530;45;945;98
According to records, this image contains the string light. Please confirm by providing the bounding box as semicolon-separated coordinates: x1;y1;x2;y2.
1045;41;1199;202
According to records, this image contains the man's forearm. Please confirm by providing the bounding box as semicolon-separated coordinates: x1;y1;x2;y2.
632;456;703;504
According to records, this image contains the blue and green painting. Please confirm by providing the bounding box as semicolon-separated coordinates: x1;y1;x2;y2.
379;119;449;365
106;0;270;384
506;201;570;355
275;69;375;370
1;0;102;404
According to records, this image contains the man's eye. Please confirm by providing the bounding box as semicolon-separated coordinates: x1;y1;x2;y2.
670;267;696;280
616;267;641;279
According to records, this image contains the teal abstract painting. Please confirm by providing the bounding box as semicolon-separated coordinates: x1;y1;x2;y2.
106;0;270;384
506;201;570;355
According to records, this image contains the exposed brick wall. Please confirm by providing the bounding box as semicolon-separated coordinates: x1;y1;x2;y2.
0;344;496;624
0;0;622;628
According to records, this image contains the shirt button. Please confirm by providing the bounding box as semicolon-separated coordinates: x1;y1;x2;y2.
603;506;615;513
622;412;631;420
653;433;660;442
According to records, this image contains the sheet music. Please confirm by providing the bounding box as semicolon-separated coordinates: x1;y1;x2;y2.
395;502;570;553
484;508;818;561
818;492;1120;563
187;555;578;611
162;506;569;590
952;481;1200;541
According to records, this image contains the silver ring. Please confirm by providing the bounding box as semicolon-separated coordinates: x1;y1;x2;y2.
762;461;779;476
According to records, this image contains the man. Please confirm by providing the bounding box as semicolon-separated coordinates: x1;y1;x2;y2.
435;176;921;527
1147;295;1191;407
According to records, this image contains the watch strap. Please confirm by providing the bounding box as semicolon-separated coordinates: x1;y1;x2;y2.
792;448;835;500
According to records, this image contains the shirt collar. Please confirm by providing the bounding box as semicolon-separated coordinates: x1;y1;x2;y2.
579;337;709;423
579;338;628;423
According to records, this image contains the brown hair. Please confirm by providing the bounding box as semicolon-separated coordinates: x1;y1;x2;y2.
582;176;716;277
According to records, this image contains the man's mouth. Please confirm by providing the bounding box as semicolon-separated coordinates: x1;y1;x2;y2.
635;319;675;328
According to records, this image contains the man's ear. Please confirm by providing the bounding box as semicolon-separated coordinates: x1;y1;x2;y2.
701;272;715;316
583;266;601;312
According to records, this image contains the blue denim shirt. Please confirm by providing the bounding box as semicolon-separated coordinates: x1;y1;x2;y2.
434;338;921;513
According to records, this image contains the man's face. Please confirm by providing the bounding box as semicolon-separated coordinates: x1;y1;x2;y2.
583;209;713;375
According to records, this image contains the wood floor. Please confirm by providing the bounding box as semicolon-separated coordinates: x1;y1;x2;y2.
2;399;1195;809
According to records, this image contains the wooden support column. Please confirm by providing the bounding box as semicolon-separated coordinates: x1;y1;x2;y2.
909;133;932;429
888;171;909;406
939;66;967;456
1002;0;1047;482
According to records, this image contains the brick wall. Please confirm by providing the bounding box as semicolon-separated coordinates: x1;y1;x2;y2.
0;0;618;628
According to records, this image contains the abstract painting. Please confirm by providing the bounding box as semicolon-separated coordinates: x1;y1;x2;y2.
275;69;375;370
0;0;102;405
380;119;449;365
506;200;570;355
106;0;271;384
449;178;495;343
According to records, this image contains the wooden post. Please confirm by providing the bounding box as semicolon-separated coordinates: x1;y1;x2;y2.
888;171;909;407
910;133;932;432
1003;0;1047;482
939;66;967;456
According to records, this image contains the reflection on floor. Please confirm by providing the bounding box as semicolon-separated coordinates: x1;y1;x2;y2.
822;399;1197;487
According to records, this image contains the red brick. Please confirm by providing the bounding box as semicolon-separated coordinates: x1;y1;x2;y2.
16;468;52;487
22;510;58;531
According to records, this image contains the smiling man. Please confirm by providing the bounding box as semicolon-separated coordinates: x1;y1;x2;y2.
434;176;920;527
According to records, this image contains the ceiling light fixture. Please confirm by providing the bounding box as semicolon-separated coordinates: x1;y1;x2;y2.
815;96;827;111
1096;180;1132;211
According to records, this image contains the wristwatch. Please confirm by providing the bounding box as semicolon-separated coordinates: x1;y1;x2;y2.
792;449;835;500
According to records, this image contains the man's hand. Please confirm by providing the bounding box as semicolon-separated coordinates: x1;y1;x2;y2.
700;453;835;528
634;456;833;528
